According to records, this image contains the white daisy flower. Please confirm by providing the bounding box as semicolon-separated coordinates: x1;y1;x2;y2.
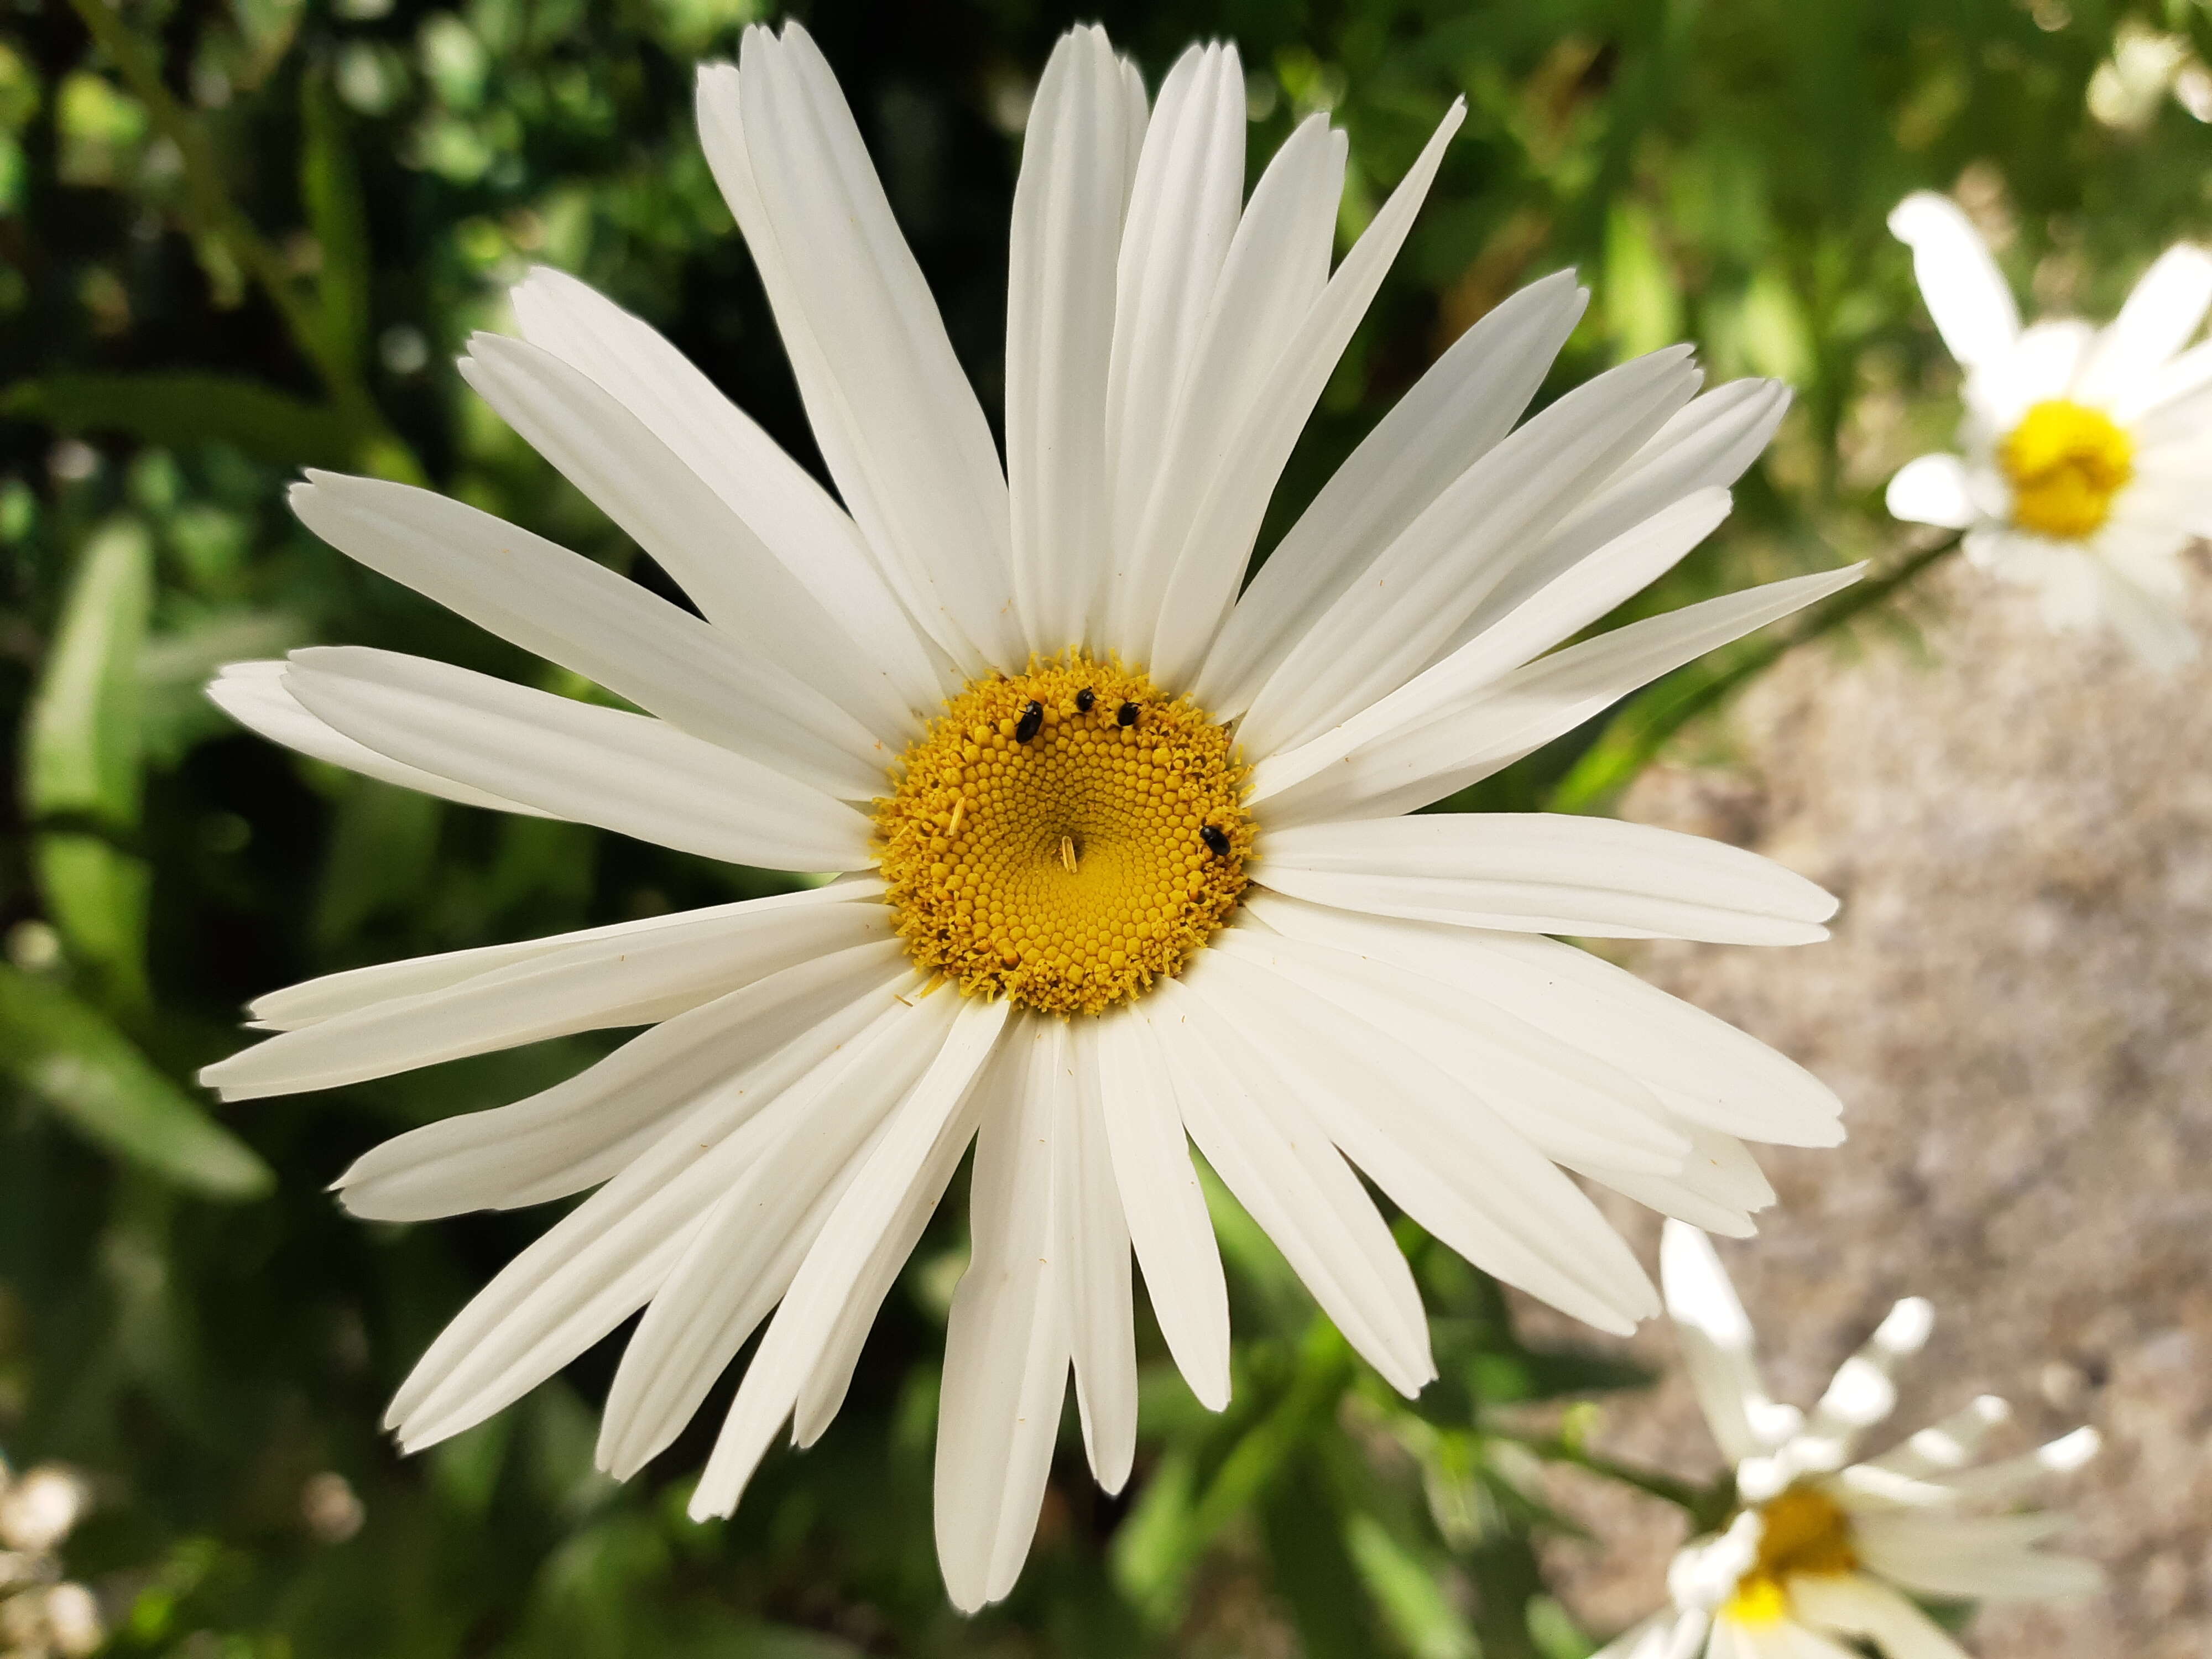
1885;190;2212;669
203;21;1858;1610
1598;1222;2101;1659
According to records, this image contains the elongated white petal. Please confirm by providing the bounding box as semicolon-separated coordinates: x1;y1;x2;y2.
1792;1297;1934;1468
507;267;942;719
1254;813;1837;945
1886;453;1980;528
1583;1123;1773;1238
333;939;907;1220
1196;271;1589;715
2077;242;2212;409
1887;192;2019;372
1060;1019;1138;1491
1007;26;1137;656
1863;1395;2012;1479
682;995;1009;1507
1246;488;1734;806
1102;41;1246;648
598;989;963;1482
1659;1219;1773;1465
935;1016;1072;1613
1240;894;1842;1147
1255;564;1861;827
1237;346;1701;755
384;983;907;1444
248;876;883;1030
457;336;911;756
204;884;889;1101
289;469;888;797
1096;1004;1231;1410
1147;99;1468;689
1194;936;1659;1333
207;660;547;817
1154;977;1436;1394
281;647;873;872
1785;1574;1966;1659
1851;1511;2103;1601
2093;557;2198;672
707;25;1017;672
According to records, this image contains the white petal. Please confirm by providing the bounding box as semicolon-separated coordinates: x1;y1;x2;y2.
1785;1574;1966;1659
456;335;914;751
1146;99;1470;690
1240;893;1843;1147
1253;813;1838;945
1929;1425;2101;1504
383;980;909;1446
1585;1123;1775;1238
1196;271;1589;716
1969;319;2095;435
202;883;889;1102
1792;1298;1935;1468
1885;453;1979;529
207;660;547;818
1246;487;1735;807
1887;192;2020;371
333;938;907;1221
707;26;1016;672
2093;558;2199;672
1060;1019;1138;1492
1096;1003;1231;1411
1237;347;1703;756
1151;977;1436;1395
1193;936;1659;1334
247;875;882;1030
1864;1395;2012;1479
1101;41;1247;650
1660;1219;1773;1465
1006;27;1135;656
681;995;1005;1507
600;988;976;1486
2130;335;2212;432
1851;1511;2103;1601
507;267;942;719
935;1016;1073;1613
288;470;890;797
281;646;874;872
2077;242;2212;408
1254;564;1860;827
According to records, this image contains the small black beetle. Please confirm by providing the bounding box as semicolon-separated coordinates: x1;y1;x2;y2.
1115;701;1139;727
1014;700;1044;742
1199;824;1230;858
1074;687;1095;713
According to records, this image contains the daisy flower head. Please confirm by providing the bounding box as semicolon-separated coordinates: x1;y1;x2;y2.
1598;1222;2101;1659
1886;190;2212;669
203;21;1858;1610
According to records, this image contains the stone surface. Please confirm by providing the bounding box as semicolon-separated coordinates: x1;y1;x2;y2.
1527;554;2212;1657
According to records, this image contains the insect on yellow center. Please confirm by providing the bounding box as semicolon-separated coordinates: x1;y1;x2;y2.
1998;398;2134;540
1723;1484;1859;1626
875;653;1253;1016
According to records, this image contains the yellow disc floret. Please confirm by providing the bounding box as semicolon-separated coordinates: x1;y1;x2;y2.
875;653;1253;1016
1999;398;2134;540
1723;1483;1859;1626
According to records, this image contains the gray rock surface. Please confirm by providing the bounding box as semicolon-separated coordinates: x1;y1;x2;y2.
1530;555;2212;1657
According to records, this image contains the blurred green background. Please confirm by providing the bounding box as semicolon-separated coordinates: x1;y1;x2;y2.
3;0;2210;1653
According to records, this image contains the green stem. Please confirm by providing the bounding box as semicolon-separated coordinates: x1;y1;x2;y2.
1546;530;1965;815
1502;1431;1710;1516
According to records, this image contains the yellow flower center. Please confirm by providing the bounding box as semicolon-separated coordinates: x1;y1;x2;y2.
1997;398;2134;540
874;653;1251;1016
1722;1484;1859;1627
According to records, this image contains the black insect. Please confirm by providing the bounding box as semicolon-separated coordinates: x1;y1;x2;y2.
1074;687;1095;713
1200;824;1230;858
1014;700;1044;742
1115;700;1139;727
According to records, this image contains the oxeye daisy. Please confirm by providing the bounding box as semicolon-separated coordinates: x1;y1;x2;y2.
1886;190;2212;669
204;21;1857;1610
1597;1222;2101;1659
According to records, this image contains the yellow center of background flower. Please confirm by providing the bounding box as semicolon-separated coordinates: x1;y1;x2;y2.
875;654;1252;1016
1723;1483;1859;1626
1998;398;2134;540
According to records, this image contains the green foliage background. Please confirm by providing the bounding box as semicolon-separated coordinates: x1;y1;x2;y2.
2;0;2208;1653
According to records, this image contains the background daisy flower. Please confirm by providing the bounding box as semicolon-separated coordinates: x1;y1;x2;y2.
1597;1221;2101;1659
1886;190;2212;669
200;22;1854;1609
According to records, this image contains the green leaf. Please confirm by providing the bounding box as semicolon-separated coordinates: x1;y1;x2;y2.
1;372;363;468
34;833;151;1007
22;515;152;828
0;964;273;1199
301;71;370;382
1259;1458;1378;1659
1345;1512;1478;1659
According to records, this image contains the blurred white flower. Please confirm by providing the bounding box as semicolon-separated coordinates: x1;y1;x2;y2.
1886;190;2212;669
1598;1222;2101;1659
0;1458;102;1659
